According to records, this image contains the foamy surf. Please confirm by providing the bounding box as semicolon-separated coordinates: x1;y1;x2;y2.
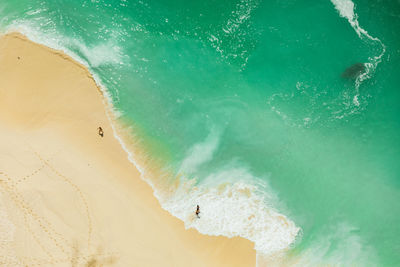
2;20;124;107
331;0;386;106
2;1;398;265
158;173;300;255
151;130;300;256
113;123;300;257
0;20;300;257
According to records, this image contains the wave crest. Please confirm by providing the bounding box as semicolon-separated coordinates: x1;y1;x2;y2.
157;165;300;255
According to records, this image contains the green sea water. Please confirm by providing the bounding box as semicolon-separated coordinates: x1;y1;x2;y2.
1;0;399;265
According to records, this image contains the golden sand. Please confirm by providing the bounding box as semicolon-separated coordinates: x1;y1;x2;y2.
0;33;255;266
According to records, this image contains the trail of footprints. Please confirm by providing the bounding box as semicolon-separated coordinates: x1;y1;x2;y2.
15;163;46;185
0;149;115;266
33;150;93;250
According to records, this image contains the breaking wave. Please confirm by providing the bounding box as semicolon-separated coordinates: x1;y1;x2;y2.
154;132;300;255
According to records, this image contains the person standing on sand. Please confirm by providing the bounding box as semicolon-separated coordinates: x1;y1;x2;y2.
98;127;104;137
195;205;200;218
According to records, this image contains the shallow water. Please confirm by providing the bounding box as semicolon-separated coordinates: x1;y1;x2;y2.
1;0;399;265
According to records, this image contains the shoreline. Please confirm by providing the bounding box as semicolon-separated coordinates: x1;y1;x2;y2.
0;32;256;266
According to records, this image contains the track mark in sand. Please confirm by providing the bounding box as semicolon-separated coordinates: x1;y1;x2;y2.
15;149;59;185
32;149;93;251
0;148;112;266
0;171;70;264
22;207;55;261
14;162;46;185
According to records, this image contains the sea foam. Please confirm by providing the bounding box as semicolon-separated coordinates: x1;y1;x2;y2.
4;20;125;68
331;0;386;106
0;10;301;259
112;125;301;255
208;0;259;69
160;170;300;254
155;131;300;255
2;19;124;106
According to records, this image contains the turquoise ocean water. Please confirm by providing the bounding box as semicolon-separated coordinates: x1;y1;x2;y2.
1;0;399;265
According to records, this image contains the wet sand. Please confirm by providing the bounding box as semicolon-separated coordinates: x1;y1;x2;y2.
0;33;255;266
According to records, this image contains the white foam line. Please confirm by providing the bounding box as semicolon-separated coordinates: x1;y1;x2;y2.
1;23;151;186
331;0;386;106
0;22;183;234
1;22;301;258
161;175;301;255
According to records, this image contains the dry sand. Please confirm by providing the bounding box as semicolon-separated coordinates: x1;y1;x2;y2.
0;33;256;266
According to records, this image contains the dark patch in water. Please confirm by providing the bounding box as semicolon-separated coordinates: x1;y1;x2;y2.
341;63;366;79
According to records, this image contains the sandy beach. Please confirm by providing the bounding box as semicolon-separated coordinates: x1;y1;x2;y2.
0;33;255;266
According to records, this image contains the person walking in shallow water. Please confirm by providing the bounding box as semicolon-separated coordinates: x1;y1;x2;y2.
195;205;200;218
98;127;104;137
